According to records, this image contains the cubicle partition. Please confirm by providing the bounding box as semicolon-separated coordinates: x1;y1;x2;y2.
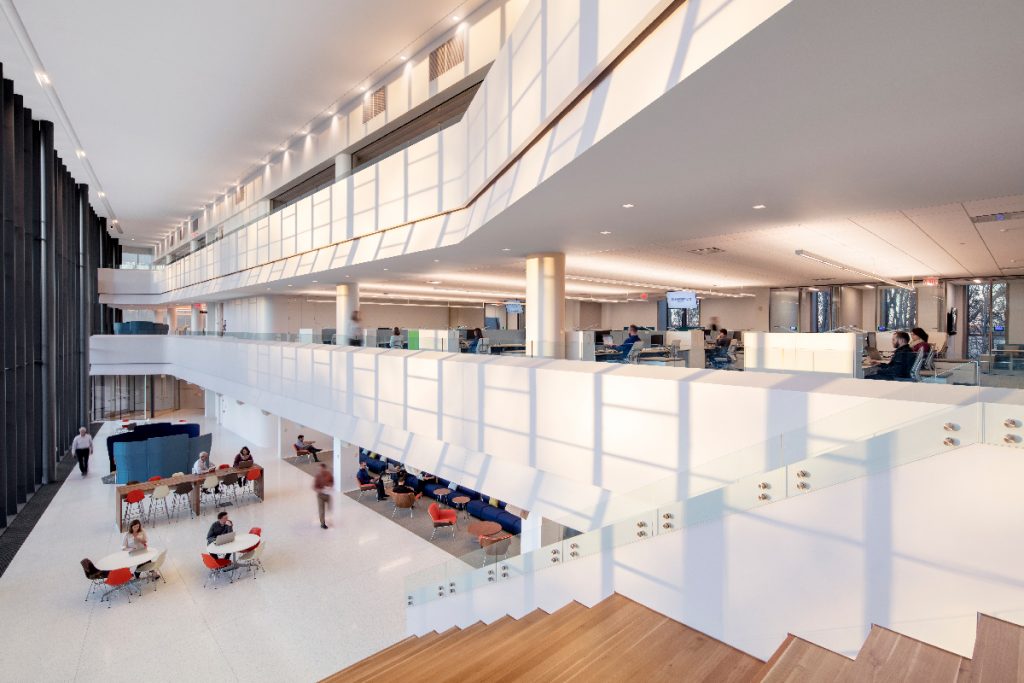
743;332;865;377
107;422;212;482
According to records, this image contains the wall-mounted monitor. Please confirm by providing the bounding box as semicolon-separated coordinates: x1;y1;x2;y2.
666;290;697;309
505;300;524;314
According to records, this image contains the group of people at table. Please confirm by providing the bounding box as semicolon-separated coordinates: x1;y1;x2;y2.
866;327;933;381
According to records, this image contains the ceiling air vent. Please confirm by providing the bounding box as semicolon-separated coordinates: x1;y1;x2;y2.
688;247;725;255
362;86;386;124
810;277;835;282
429;34;465;81
971;210;1024;224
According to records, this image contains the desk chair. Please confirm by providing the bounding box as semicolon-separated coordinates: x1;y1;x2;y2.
170;481;194;520
137;550;167;592
237;541;266;579
81;559;109;602
480;535;513;566
391;491;416;518
101;568;138;607
611;341;645;364
356;477;377;500
201;553;234;589
477;338;491;354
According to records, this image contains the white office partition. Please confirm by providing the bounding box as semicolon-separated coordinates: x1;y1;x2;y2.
744;332;864;377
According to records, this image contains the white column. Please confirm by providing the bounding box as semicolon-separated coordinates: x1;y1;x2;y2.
206;302;218;335
336;283;359;345
204;390;218;419
335;153;352;180
332;437;360;493
190;305;201;335
254;296;280;335
166;306;176;332
154;308;166;325
525;253;566;358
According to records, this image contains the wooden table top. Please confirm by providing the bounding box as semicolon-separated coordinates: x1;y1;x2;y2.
116;465;263;494
450;495;471;504
467;521;503;537
433;488;452;496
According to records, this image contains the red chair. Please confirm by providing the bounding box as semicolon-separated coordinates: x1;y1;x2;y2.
356;477;377;500
147;475;162;482
428;503;457;541
293;443;313;462
123;489;145;523
217;464;230;470
101;567;136;607
242;468;262;503
240;527;262;553
202;553;234;589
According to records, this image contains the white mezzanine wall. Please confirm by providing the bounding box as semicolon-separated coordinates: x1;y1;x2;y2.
700;289;771;332
121;0;791;303
89;336;1024;530
600;301;656;330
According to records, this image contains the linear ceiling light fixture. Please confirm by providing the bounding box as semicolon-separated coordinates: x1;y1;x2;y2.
794;250;913;291
0;0;120;232
565;274;755;298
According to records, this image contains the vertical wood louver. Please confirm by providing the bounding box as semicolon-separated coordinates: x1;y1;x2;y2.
429;34;465;81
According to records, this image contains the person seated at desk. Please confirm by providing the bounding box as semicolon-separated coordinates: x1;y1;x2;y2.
233;446;255;469
357;462;386;501
389;327;403;349
295;435;322;463
192;451;215;475
715;329;731;350
122;519;160;579
207;511;234;560
867;331;914;380
466;327;483;353
611;325;641;360
910;327;931;353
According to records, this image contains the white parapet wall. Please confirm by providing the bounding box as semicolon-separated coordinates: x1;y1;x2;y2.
90;336;1024;527
744;332;865;377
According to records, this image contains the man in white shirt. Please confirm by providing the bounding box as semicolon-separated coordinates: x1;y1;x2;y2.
192;451;215;475
71;427;93;476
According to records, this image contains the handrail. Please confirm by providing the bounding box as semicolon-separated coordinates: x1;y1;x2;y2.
405;400;983;608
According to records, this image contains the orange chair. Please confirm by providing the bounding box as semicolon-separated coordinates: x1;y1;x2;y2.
356;477;377;500
202;553;234;589
147;475;162;482
101;567;137;607
292;443;313;462
242;468;262;503
123;489;145;523
217;464;230;470
240;527;262;553
428;503;457;541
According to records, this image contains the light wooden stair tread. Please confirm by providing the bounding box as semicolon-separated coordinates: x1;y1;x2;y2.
757;633;852;682
843;624;966;683
971;613;1024;683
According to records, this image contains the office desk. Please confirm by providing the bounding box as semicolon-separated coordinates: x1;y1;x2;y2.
489;343;526;354
114;466;264;532
595;346;672;361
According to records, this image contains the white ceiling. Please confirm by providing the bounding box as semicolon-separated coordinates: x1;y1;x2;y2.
0;0;480;239
268;0;1024;304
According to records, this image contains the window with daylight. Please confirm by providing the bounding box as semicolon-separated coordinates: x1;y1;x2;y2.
667;301;700;328
966;281;1008;358
810;289;833;332
878;287;917;331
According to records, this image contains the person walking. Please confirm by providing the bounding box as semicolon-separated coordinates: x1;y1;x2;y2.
313;463;334;529
71;427;93;476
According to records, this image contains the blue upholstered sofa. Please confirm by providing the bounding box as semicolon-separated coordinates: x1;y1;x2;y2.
357;449;522;535
113;321;169;335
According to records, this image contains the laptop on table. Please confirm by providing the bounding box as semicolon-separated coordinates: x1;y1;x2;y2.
214;531;236;545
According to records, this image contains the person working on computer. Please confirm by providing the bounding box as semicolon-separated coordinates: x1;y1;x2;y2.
867;331;914;380
389;327;403;349
910;328;931;353
207;511;234;559
715;329;731;350
467;328;483;353
613;325;641;360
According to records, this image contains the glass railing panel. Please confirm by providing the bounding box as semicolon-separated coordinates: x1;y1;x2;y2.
406;400;984;608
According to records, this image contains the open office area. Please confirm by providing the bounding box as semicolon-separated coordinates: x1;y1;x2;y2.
2;0;1024;680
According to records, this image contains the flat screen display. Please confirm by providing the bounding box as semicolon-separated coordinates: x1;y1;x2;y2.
505;300;524;314
666;290;697;309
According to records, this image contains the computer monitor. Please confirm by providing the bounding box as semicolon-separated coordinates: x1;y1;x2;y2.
505;300;524;314
650;334;664;346
602;334;614;347
595;330;611;346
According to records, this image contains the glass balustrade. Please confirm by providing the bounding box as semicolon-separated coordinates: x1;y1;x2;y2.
405;399;984;608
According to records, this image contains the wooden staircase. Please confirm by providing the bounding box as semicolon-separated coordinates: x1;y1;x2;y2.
324;599;1024;682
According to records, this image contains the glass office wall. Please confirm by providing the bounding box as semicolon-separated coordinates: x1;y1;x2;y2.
769;289;800;332
878;287;917;331
967;281;1008;358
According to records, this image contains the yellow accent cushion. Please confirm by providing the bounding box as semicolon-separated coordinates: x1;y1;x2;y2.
489;497;499;507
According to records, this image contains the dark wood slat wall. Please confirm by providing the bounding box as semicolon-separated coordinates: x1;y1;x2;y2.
0;64;116;529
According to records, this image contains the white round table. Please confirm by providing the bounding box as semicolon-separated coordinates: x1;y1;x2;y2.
95;547;162;571
206;533;259;556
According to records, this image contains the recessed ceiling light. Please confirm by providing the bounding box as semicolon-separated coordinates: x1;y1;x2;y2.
621;203;634;209
452;15;460;21
383;268;389;271
501;248;511;251
753;204;766;210
312;280;318;283
360;85;368;92
97;191;105;198
600;231;612;235
973;278;982;283
287;284;293;287
400;55;408;62
427;280;442;285
433;259;440;263
863;284;875;289
75;149;86;158
36;72;50;86
345;275;350;278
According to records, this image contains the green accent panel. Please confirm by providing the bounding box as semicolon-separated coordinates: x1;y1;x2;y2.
408;329;420;350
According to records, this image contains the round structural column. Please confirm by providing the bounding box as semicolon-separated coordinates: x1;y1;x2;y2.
336;282;360;345
166;306;177;331
525;253;566;359
190;304;202;335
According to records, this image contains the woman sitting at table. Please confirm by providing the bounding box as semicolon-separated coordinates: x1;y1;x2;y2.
233;446;255;468
121;519;157;578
